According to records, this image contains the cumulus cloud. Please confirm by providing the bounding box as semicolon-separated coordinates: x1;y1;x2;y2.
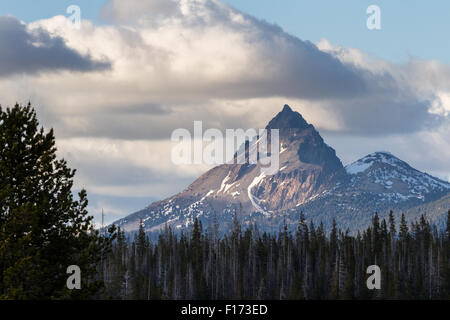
0;16;110;77
101;0;369;100
14;0;445;139
101;0;180;25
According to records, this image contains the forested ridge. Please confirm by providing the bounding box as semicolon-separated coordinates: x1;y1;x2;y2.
100;210;450;300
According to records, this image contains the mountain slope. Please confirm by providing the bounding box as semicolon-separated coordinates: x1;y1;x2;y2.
112;105;450;234
293;151;450;232
114;104;344;232
344;151;449;202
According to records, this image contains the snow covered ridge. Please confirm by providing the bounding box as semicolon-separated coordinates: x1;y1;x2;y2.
346;151;403;175
344;151;450;194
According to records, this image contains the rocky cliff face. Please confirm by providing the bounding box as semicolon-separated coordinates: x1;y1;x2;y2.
112;105;450;234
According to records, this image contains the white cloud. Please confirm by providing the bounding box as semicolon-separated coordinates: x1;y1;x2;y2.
0;16;109;76
430;92;450;116
56;138;211;193
11;0;446;139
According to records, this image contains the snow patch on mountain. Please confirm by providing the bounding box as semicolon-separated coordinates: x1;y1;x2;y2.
200;190;215;202
248;172;270;216
346;160;373;174
346;152;402;175
218;172;233;193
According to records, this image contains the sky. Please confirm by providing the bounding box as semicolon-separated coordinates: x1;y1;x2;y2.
2;0;450;63
0;0;449;225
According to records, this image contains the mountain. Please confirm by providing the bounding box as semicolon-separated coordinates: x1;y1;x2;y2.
295;151;450;232
112;105;450;235
343;151;449;203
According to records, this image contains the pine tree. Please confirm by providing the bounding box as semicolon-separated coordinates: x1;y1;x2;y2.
399;213;409;241
0;103;114;299
447;210;450;245
443;210;450;298
388;211;396;238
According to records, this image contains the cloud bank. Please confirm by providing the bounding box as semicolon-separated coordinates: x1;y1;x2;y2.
0;16;110;76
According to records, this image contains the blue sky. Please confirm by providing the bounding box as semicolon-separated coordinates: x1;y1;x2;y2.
224;0;450;64
1;0;449;63
0;0;108;24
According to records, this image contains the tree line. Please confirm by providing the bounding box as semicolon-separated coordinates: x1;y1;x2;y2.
100;210;450;300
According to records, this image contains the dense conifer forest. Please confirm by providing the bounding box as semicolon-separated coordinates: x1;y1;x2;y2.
99;210;450;300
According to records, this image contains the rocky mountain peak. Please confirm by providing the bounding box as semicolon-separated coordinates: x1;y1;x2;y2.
263;105;342;171
266;104;310;131
111;106;450;236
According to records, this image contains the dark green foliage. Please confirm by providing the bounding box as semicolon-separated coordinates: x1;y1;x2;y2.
0;103;114;299
102;209;450;300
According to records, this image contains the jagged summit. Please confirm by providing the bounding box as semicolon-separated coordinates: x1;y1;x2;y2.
266;104;310;131
282;104;292;112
